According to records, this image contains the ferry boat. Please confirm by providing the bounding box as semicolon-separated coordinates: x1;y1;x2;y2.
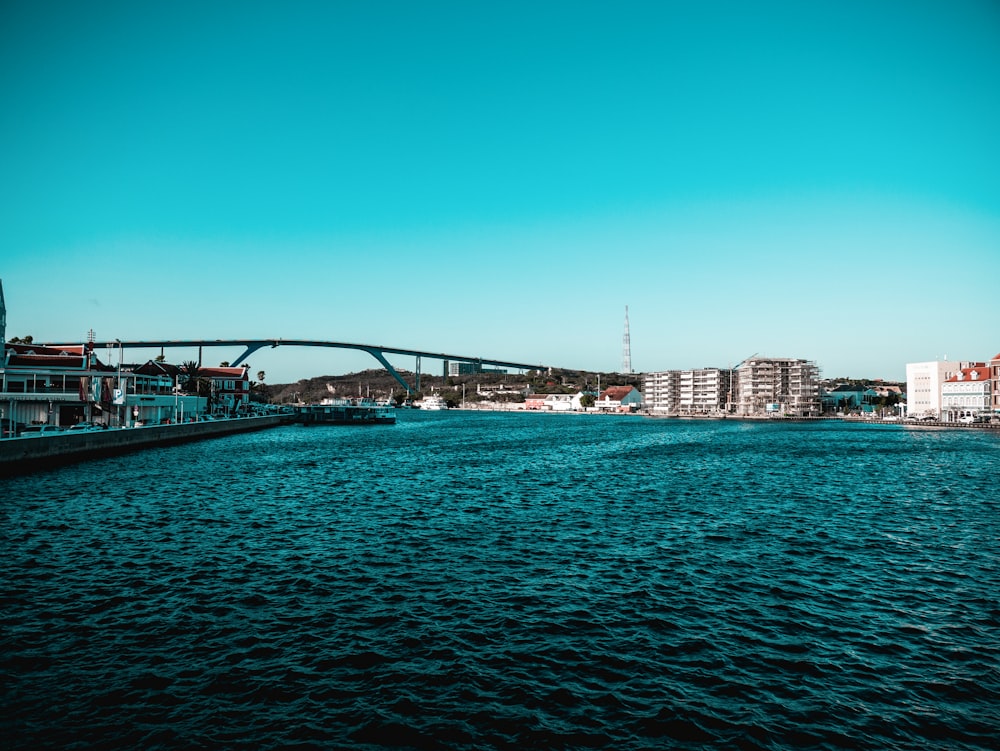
419;394;448;410
292;399;396;425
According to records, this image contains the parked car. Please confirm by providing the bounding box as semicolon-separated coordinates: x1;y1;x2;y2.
1;422;27;439
20;425;66;437
68;422;106;431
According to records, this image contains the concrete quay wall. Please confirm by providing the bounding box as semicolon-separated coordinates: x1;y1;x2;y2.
0;415;286;478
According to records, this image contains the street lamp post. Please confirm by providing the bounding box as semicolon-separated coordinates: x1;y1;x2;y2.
115;339;122;427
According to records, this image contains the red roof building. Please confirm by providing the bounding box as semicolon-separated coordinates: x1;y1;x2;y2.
941;364;991;422
991;352;1000;416
198;366;251;414
596;385;643;412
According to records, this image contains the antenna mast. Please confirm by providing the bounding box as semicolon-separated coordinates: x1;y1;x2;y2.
622;305;632;374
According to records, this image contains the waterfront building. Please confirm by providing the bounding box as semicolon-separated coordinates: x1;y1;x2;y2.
823;384;878;414
642;370;681;415
678;368;732;416
904;360;969;418
132;361;250;416
475;383;528;398
992;352;1000;416
523;393;584;411
642;368;734;416
941;364;991;422
1;343;205;429
595;385;643;412
523;394;547;410
2;342;108;429
0;282;210;430
544;394;577;411
199;366;251;414
733;357;820;417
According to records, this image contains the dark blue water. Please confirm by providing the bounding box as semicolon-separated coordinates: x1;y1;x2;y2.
2;412;999;750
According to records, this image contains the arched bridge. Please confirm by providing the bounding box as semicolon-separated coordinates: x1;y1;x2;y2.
85;338;548;393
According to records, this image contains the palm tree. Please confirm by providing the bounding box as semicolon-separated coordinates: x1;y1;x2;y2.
180;361;211;398
256;370;267;403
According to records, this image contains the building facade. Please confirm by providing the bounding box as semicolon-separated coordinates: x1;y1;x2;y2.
904;360;968;418
733;357;820;417
941;365;992;422
643;368;732;416
446;360;507;377
678;368;732;416
199;366;252;414
2;343;205;430
595;385;643;412
642;370;681;414
991;353;1000;416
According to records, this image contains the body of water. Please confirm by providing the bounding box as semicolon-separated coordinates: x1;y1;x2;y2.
2;412;998;749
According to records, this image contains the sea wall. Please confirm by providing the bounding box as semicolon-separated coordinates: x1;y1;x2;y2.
0;415;286;477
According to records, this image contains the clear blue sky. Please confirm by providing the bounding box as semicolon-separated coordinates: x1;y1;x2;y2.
3;1;998;383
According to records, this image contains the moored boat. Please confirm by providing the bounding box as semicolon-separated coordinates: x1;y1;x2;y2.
293;399;396;425
418;394;448;410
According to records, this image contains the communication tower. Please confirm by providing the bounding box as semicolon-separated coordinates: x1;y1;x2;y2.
621;305;632;374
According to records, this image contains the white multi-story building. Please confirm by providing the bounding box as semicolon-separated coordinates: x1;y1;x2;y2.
678;368;732;416
941;365;991;422
733;357;820;417
642;368;732;416
904;360;968;418
643;370;681;414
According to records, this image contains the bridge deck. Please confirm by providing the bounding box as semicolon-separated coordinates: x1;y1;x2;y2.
69;338;547;393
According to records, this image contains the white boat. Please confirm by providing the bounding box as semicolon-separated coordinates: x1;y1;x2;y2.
419;394;448;410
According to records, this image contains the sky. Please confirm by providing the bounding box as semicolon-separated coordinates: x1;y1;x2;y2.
2;1;999;383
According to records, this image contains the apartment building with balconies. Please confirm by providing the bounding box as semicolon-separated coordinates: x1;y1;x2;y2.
643;368;731;416
732;356;820;417
642;369;681;415
679;368;732;416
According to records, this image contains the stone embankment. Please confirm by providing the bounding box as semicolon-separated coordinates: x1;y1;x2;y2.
0;415;287;478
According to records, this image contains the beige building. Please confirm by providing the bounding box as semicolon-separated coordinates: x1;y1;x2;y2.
904;360;968;418
733;357;820;417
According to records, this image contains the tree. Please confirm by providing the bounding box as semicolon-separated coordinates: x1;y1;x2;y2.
256;370;268;403
580;393;596;409
181;361;212;399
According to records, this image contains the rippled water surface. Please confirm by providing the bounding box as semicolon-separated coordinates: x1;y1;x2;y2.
3;412;999;749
